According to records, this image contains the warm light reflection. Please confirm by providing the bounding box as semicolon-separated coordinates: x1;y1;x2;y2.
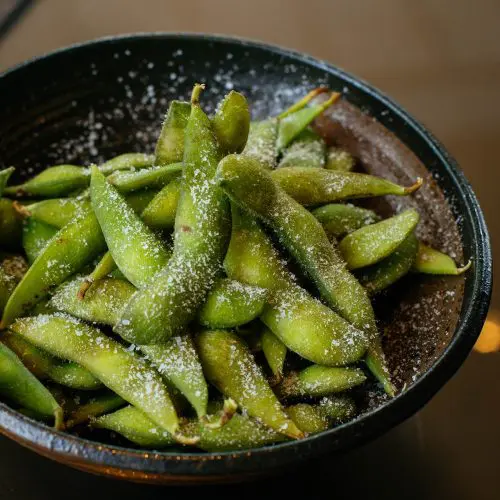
474;311;500;353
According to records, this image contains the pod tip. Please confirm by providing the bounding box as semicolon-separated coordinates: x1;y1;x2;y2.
191;83;206;106
77;277;93;301
405;177;423;194
173;432;200;446
54;408;65;431
457;259;472;275
12;201;31;219
201;398;238;429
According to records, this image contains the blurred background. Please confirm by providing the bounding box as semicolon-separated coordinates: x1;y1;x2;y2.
0;1;498;499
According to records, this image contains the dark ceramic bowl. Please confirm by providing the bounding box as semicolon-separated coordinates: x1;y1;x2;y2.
0;34;492;484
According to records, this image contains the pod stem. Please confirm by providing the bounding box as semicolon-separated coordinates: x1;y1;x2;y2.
277;87;329;119
404;177;423;194
457;259;472;275
77;277;94;300
12;201;31;218
202;398;238;429
173;432;200;446
191;83;206;106
54;408;65;431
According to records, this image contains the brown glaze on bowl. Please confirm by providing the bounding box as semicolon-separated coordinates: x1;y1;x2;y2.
0;34;491;484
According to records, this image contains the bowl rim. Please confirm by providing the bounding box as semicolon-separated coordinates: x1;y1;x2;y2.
0;32;492;475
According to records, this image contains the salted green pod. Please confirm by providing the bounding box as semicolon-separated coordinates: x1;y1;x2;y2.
318;395;356;423
196;329;304;439
0;198;23;251
65;393;125;428
276;365;366;399
4;165;89;198
24;198;90;229
286;404;329;434
358;232;419;294
198;278;267;329
276;92;340;152
278;129;326;169
413;243;471;275
76;251;118;299
242;119;278;170
154;100;191;166
312;203;380;240
213;90;250;154
22;218;58;264
140;178;181;230
224;207;368;366
271;167;422;206
261;327;287;381
98;153;154;175
2;331;101;390
141;335;208;419
325;147;355;171
116;84;230;344
90;167;171;288
107;163;182;193
338;209;420;270
0;342;63;428
1;210;106;328
0;167;15;196
10;314;183;437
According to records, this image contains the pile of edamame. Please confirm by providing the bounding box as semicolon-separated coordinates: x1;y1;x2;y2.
0;84;470;451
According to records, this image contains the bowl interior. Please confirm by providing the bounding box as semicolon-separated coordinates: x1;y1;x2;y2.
0;34;491;480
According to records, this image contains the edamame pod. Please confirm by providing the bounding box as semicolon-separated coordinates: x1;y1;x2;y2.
261;327;287;381
0;342;63;428
9;314;184;439
65;392;125;428
325;147;355;171
98;153;154;175
154;100;191;166
141;335;208;419
271;167;422;206
413;243;471;275
140;178;181;230
24;198;90;229
277;88;329;120
318;394;356;423
338;209;420;270
358;232;419;294
198;278;267;329
0;210;106;327
312;203;380;240
224;207;368;366
0;167;15;196
116;84;230;344
213;90;250;153
278;129;326;169
242;119;278;170
196;329;304;439
0;199;23;251
2;331;102;390
90;167;171;288
107;163;182;193
4;165;89;198
22;218;58;264
76;252;117;300
286;404;329;434
276;365;366;399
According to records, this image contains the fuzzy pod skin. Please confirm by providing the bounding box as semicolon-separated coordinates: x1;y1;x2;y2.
140;178;182;230
224;207;368;367
98;153;154;175
65;392;126;428
278;129;326;169
0;342;63;428
115;85;230;344
107;163;183;193
413;243;471;276
9;314;181;436
338;209;420;270
242;119;278;170
22;218;58;264
261;327;287;380
25;198;90;229
286;403;329;434
325;147;356;172
196;329;304;439
270;167;422;206
213;90;250;154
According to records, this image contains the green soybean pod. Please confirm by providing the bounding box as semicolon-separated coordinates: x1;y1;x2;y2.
325;147;356;172
2;331;102;390
0;199;23;251
140;178;181;230
278;129;326;169
242;119;279;170
0;167;15;196
318;394;356;423
0;342;63;428
90;166;171;289
65;392;125;428
261;327;287;381
116;84;230;344
312;203;380;240
107;163;182;193
413;243;471;275
197;278;267;329
358;232;419;295
338;209;420;270
286;403;329;434
98;153;154;175
196;329;304;439
271;167;422;206
10;314;184;438
24;198;90;229
22;218;58;264
0;210;106;328
4;165;89;198
154;100;191;166
213;90;250;154
276;365;366;399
